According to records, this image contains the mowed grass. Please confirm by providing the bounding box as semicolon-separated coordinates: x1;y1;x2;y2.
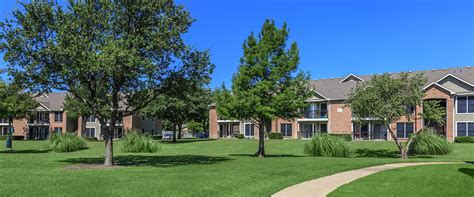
0;139;473;196
330;164;474;197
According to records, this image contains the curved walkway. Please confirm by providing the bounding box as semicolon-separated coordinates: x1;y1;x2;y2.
272;162;462;197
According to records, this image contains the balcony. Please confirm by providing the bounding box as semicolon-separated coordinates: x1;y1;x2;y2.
303;110;328;119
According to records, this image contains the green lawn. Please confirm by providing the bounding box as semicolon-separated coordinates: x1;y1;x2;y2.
330;164;474;197
0;139;473;196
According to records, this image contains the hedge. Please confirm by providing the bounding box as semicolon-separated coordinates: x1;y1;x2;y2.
234;134;244;139
454;136;474;143
329;133;352;141
268;132;283;139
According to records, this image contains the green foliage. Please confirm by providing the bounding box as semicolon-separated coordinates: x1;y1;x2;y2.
420;100;445;127
0;80;39;123
304;134;351;157
47;133;86;152
329;133;352;141
268;132;283;139
454;136;474;143
347;73;426;158
83;137;98;141
150;135;163;140
0;136;7;140
409;129;451;155
214;20;310;156
121;130;160;153
235;134;244;139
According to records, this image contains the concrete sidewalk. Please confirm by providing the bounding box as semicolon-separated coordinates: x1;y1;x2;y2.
272;162;461;197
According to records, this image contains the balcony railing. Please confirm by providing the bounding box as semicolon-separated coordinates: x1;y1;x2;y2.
303;110;328;119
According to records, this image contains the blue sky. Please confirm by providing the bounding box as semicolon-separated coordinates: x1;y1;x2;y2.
1;0;473;88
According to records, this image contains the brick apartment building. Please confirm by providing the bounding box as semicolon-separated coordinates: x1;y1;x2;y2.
209;66;474;142
0;92;161;140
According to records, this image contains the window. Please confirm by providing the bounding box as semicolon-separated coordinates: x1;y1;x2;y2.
320;124;327;133
457;96;474;113
54;112;63;122
280;124;292;137
244;123;254;137
405;105;415;114
396;122;414;138
54;127;62;134
1;127;8;136
85;115;96;123
84;128;96;138
457;122;474;137
0;119;8;124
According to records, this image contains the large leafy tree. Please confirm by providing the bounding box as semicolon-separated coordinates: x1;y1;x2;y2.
347;73;426;159
0;1;212;165
0;80;38;151
143;60;214;143
420;100;445;130
214;20;310;157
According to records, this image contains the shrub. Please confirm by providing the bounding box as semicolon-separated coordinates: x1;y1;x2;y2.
304;134;351;157
47;133;86;152
268;132;283;139
329;133;352;141
234;134;244;139
0;136;7;140
150;135;163;140
409;129;451;155
83;137;98;141
121;131;160;153
454;136;474;143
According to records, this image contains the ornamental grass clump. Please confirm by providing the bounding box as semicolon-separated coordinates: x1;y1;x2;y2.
121;130;160;153
47;133;86;152
304;134;351;157
409;129;451;155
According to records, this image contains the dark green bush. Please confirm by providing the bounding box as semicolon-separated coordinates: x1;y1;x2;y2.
304;134;351;157
329;133;352;141
47;133;86;152
268;132;283;139
84;137;98;141
409;129;451;155
454;136;474;143
234;134;244;139
0;136;7;140
150;135;163;140
121;130;160;153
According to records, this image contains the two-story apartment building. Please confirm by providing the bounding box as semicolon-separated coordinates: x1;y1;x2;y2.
3;92;162;140
209;66;474;142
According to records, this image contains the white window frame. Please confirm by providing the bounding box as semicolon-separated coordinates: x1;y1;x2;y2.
456;96;474;114
244;123;254;137
84;127;96;138
396;122;414;138
85;115;96;123
455;121;474;137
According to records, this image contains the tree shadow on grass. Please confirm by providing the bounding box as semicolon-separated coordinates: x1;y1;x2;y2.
0;149;50;154
62;155;232;167
354;148;399;158
160;138;216;144
228;153;304;158
458;168;474;178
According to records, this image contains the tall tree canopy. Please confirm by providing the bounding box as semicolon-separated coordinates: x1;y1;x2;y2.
214;20;310;157
0;80;38;150
0;1;213;165
347;73;426;159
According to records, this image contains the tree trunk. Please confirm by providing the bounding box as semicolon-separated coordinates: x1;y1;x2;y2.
8;116;13;152
101;123;114;166
178;123;182;139
256;118;266;158
386;124;408;159
172;123;177;143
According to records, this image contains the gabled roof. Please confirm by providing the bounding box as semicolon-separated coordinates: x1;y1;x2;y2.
339;74;364;83
310;66;474;100
34;92;67;111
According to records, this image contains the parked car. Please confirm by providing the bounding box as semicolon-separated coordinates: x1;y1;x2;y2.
162;133;173;140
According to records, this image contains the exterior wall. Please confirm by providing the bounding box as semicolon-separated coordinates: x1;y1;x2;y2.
439;77;474;93
328;100;352;134
423;85;455;142
13;118;28;138
209;106;218;139
49;111;66;133
272;118;298;138
77;116;84;136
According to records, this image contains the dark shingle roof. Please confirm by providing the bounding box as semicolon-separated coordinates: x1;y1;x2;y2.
34;92;67;111
310;66;474;100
